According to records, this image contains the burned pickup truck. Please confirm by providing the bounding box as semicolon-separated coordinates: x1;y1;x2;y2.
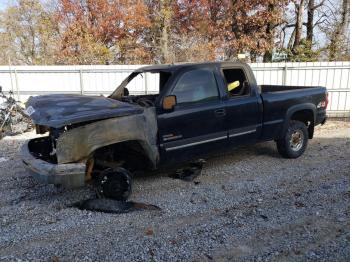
21;62;327;200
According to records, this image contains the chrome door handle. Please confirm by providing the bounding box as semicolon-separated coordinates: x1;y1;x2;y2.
214;109;226;117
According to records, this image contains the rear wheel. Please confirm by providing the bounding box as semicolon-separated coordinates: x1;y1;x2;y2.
276;120;308;158
99;167;132;201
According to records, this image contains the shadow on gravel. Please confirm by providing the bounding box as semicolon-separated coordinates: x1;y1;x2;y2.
70;198;161;214
253;142;281;158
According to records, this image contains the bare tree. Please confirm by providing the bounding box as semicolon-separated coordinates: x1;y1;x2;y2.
306;0;326;43
329;0;350;60
263;3;277;62
293;0;305;51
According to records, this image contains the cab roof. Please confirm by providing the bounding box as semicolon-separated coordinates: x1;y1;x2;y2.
135;61;247;73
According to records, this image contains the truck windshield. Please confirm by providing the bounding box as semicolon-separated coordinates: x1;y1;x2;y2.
110;71;172;99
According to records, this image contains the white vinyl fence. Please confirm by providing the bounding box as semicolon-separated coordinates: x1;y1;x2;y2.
0;62;349;117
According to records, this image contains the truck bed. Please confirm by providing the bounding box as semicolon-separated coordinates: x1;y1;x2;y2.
259;85;327;140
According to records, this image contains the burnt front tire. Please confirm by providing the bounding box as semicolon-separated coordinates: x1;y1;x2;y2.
100;167;132;201
276;120;308;159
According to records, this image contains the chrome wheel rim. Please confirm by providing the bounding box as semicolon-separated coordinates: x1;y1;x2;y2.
290;130;304;151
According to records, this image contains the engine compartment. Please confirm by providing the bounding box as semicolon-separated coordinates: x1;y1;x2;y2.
28;136;57;164
121;94;158;108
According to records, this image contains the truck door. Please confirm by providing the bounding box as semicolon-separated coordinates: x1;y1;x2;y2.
221;67;262;145
158;67;227;162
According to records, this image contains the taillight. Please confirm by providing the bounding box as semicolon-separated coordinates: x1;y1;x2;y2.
317;92;328;109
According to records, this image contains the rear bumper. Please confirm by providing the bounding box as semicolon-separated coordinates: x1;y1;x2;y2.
21;140;86;188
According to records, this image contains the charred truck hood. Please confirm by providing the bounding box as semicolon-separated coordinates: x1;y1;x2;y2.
26;94;143;128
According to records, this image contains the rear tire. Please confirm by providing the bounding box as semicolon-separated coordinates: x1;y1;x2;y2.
276;120;308;159
99;167;132;201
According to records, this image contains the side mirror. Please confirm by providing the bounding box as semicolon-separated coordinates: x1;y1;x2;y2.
123;87;129;96
162;95;177;111
0;86;2;92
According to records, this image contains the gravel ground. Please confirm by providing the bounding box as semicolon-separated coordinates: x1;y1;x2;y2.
0;120;349;261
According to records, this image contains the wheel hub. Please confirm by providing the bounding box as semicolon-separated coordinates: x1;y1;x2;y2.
290;130;304;151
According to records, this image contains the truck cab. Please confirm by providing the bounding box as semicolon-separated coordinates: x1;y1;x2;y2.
155;63;262;164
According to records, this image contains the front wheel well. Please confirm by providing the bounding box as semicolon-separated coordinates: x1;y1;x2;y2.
91;140;153;172
290;109;314;139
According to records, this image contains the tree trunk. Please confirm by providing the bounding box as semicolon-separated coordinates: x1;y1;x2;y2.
329;0;350;60
344;0;350;56
160;23;170;63
159;0;173;64
288;28;296;50
306;0;314;43
263;3;275;62
340;0;350;37
293;0;305;51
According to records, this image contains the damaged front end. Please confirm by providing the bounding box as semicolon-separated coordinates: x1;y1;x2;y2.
21;94;159;188
21;136;86;188
21;125;88;188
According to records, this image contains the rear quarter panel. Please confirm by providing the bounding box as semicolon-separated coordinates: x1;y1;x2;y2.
261;87;327;140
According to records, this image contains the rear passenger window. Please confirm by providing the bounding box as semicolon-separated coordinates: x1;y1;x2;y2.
172;69;219;105
222;69;250;97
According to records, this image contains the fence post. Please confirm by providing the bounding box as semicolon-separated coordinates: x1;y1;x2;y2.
14;68;20;101
79;69;84;95
282;65;288;85
144;72;148;95
8;61;15;95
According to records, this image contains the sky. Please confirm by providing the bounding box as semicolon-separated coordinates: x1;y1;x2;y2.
0;1;8;11
0;0;56;11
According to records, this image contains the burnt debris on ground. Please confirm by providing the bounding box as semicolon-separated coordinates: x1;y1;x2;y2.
170;159;206;182
71;198;161;214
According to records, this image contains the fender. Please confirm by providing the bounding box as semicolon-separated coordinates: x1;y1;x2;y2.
55;108;159;168
281;103;316;138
